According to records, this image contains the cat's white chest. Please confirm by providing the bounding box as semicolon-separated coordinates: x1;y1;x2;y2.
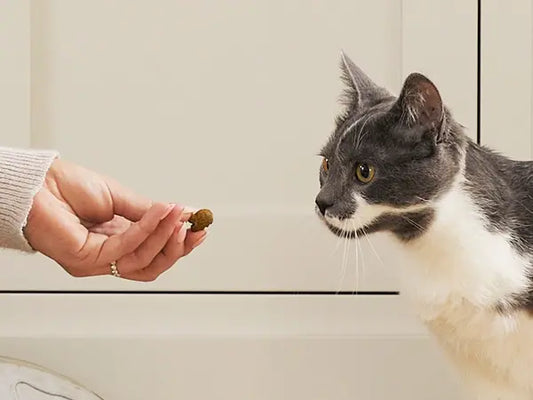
399;186;533;398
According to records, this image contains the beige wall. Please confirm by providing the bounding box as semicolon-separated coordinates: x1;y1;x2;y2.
481;0;533;160
0;1;30;147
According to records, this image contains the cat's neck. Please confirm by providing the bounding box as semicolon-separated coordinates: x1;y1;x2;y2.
400;173;531;313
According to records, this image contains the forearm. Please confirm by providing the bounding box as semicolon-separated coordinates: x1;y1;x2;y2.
0;147;57;251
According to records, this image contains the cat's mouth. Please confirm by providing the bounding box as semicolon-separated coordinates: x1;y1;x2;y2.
316;205;436;242
315;208;370;238
326;223;359;238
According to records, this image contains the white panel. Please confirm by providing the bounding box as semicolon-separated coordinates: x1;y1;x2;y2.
481;0;532;159
0;294;424;337
0;0;30;147
0;295;463;400
0;337;462;400
402;0;478;141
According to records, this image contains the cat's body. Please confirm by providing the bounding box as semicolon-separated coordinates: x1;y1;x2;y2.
316;54;533;399
401;148;533;399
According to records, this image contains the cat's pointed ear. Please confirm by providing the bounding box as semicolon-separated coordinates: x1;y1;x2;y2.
340;52;391;110
393;73;444;134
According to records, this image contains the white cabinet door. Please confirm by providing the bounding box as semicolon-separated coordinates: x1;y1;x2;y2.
0;0;478;292
481;0;533;160
0;1;30;148
0;294;462;400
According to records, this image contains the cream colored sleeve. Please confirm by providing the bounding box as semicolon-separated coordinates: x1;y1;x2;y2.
0;147;58;252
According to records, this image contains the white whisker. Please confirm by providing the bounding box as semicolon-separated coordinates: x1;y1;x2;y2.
360;224;386;272
350;219;360;295
400;215;425;232
336;220;350;294
357;226;367;295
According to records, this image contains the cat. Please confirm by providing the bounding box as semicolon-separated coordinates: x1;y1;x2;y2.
316;52;533;400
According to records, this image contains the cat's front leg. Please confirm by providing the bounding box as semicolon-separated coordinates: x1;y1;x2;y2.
433;340;527;400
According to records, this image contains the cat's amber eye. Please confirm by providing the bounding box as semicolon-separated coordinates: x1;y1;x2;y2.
322;158;329;172
356;163;375;183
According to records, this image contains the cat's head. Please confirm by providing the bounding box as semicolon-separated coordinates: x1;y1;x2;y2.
315;53;466;241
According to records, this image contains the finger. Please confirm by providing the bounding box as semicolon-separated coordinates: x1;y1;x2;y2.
183;229;207;256
180;212;193;222
97;202;173;264
122;224;187;281
87;215;132;235
180;206;199;223
105;177;153;222
183;206;198;214
115;206;184;274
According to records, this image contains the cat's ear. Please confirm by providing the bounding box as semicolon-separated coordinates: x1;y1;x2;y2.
340;52;391;111
392;73;444;137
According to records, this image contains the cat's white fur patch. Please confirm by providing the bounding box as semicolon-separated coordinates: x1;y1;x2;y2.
325;194;428;231
412;184;533;399
327;181;533;399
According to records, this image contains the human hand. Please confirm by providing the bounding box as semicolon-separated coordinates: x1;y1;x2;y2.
23;159;207;281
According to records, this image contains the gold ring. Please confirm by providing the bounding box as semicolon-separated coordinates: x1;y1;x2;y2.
110;261;121;278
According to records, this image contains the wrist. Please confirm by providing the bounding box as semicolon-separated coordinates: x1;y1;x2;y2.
0;147;58;251
43;158;61;192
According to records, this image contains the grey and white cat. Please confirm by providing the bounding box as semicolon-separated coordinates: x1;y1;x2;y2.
316;53;533;400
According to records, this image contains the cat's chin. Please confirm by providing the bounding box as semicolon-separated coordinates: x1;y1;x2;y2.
315;209;366;239
325;223;357;238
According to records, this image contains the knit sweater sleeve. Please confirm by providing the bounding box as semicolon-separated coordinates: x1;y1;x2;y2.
0;147;58;252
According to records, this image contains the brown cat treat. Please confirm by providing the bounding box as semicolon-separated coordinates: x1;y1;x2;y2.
188;209;213;232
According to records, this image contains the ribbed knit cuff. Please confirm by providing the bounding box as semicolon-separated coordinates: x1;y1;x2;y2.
0;147;58;252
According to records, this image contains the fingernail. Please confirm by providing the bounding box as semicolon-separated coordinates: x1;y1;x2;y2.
161;203;176;220
183;206;198;214
176;223;187;243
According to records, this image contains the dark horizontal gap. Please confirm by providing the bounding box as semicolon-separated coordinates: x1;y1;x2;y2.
0;290;399;296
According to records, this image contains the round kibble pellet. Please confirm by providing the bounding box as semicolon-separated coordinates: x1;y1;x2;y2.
188;209;213;232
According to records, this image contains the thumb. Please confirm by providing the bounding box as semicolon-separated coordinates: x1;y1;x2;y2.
106;177;153;222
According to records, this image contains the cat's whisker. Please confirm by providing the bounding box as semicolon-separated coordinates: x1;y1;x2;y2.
338;220;348;293
336;220;350;294
355;221;360;296
343;220;353;292
324;229;347;273
350;219;361;295
415;196;431;203
332;219;346;254
400;215;425;232
360;223;386;272
355;218;368;295
344;222;353;293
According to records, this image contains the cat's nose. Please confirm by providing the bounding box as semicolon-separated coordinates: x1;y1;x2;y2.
315;195;333;216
